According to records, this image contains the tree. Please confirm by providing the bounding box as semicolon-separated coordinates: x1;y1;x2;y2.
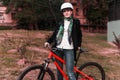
1;0;63;30
81;0;109;32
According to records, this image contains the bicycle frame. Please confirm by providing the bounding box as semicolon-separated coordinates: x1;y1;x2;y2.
48;49;94;80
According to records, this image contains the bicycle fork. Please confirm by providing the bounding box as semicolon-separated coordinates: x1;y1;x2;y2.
37;59;50;80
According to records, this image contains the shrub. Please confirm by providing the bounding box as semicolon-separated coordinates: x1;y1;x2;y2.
113;32;120;50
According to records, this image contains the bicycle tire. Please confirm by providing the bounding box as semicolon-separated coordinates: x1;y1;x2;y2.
77;62;105;80
17;64;55;80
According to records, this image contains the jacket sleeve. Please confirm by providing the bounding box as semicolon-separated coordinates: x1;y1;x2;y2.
76;19;82;47
47;25;59;44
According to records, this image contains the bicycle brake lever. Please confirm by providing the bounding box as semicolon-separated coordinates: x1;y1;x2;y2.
79;48;88;53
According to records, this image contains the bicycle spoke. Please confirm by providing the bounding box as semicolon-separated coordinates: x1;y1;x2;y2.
79;65;102;80
77;62;105;80
21;68;52;80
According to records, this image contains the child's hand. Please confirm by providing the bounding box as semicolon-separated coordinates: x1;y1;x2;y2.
44;42;50;48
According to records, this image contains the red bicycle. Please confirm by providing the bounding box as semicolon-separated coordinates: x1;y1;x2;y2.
17;48;105;80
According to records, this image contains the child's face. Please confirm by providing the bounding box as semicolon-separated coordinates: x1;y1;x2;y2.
62;8;73;18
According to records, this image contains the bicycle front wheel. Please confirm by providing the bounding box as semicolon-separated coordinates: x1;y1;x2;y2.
17;64;55;80
77;62;105;80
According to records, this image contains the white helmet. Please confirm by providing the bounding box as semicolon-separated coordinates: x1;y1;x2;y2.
60;2;73;11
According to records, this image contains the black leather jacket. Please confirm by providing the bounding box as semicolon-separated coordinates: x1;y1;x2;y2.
47;18;82;60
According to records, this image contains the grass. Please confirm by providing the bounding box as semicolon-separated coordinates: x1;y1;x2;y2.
80;33;120;80
0;30;119;80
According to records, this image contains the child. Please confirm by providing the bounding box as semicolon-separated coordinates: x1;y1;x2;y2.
45;2;82;80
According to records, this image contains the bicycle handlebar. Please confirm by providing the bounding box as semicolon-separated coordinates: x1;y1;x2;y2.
45;46;88;54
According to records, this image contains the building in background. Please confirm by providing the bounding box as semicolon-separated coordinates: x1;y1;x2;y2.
65;0;87;25
64;0;87;32
0;2;15;26
107;0;120;42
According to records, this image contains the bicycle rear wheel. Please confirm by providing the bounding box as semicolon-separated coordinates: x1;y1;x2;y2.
17;64;55;80
77;62;105;80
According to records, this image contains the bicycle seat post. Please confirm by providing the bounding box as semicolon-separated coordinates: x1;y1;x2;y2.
75;48;88;66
